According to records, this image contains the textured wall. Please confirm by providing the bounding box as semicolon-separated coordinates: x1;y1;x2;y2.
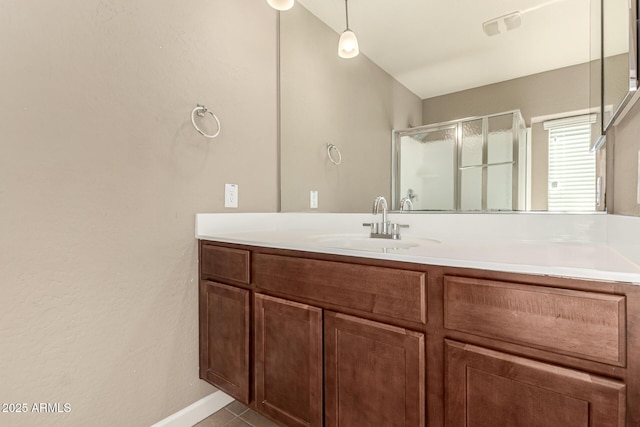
279;5;423;213
0;1;277;426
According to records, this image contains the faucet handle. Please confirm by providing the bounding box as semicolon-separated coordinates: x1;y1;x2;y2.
390;223;410;238
362;222;378;233
391;223;410;230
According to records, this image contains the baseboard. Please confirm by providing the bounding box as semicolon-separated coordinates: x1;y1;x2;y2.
151;390;234;427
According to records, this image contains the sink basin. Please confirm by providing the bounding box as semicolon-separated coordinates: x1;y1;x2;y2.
311;233;438;252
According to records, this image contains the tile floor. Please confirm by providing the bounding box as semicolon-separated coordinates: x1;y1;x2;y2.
194;401;278;427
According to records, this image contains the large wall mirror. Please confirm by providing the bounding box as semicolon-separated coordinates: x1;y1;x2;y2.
279;0;634;213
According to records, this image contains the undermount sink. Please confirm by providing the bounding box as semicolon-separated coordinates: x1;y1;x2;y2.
310;233;439;252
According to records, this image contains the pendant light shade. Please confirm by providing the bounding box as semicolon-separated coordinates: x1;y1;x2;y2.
338;0;359;58
338;30;359;58
267;0;294;11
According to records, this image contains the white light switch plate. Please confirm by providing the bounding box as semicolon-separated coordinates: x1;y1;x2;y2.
225;184;238;208
310;190;318;209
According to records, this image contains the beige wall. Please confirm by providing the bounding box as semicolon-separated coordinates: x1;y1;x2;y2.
279;5;422;212
422;62;593;127
0;1;277;426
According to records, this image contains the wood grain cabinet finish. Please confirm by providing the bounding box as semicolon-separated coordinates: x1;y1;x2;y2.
324;311;425;427
199;280;250;404
199;242;639;427
445;340;626;427
254;253;427;325
201;245;250;285
254;294;323;427
444;276;626;365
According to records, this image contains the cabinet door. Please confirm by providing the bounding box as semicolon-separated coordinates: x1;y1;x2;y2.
445;340;625;427
199;280;250;403
324;311;425;427
254;294;323;427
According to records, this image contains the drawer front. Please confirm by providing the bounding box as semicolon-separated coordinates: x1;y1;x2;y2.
254;253;426;325
444;276;626;365
201;244;250;285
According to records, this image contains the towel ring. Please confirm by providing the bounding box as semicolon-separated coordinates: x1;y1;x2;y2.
191;105;221;139
327;143;342;165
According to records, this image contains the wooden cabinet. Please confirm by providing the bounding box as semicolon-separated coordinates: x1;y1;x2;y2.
324;311;425;427
199;280;250;403
199;241;639;426
253;253;427;325
444;276;626;365
254;294;323;427
253;294;426;427
445;340;626;427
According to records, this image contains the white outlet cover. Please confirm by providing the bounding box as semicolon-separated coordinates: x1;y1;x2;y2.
310;190;318;209
225;184;238;208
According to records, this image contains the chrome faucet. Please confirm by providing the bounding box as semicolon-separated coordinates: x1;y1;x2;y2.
372;196;389;234
363;195;409;239
400;197;413;212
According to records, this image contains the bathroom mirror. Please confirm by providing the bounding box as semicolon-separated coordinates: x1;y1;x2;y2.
279;0;629;213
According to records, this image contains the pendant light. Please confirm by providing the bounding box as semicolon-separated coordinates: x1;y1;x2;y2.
267;0;294;11
338;0;359;58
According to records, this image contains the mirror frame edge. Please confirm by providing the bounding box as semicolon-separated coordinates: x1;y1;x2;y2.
602;0;640;133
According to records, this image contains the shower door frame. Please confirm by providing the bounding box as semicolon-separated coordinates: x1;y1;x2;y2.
392;110;523;211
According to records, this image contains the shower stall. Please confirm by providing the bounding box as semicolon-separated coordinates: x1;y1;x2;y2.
392;110;528;211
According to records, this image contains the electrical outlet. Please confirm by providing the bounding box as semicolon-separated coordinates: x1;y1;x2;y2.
310;190;318;209
225;184;238;208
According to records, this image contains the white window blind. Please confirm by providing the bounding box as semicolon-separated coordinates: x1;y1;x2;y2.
544;116;595;211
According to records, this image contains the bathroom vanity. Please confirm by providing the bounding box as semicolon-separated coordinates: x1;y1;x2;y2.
197;213;640;427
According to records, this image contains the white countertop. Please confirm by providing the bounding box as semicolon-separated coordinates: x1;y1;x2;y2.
196;213;640;284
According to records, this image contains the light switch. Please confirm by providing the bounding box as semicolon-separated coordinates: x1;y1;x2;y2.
310;190;318;209
225;184;238;208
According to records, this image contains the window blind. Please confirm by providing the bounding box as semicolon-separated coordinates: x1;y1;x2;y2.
546;121;595;211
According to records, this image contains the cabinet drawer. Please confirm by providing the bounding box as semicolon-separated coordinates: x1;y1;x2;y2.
254;253;426;325
444;276;626;365
201;244;250;285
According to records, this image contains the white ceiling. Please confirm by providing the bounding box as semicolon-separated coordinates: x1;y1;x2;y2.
296;0;627;99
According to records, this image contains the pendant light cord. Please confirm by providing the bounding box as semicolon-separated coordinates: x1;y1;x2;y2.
345;0;350;30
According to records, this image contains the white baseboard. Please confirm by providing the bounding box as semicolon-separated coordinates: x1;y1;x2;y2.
151;390;234;427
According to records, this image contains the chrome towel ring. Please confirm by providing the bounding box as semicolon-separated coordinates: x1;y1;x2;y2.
191;105;221;139
327;143;342;165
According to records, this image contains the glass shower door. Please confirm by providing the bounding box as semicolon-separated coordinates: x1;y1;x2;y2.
486;113;515;210
459;119;483;210
398;126;456;210
459;113;518;210
393;110;526;211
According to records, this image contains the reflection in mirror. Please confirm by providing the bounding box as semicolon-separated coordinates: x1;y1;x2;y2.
393;111;527;211
602;0;638;131
279;0;625;213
